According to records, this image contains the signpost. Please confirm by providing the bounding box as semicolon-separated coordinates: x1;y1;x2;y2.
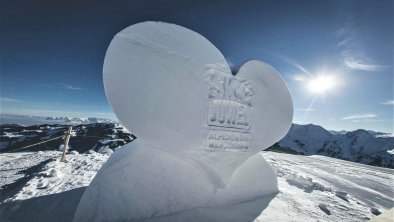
60;126;72;162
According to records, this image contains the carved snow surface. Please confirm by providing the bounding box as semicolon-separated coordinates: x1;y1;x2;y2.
74;141;278;222
74;21;293;222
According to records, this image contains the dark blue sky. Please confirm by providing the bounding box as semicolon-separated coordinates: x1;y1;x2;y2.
1;0;393;133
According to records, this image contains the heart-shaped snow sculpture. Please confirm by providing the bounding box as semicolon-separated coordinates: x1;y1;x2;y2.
104;21;293;185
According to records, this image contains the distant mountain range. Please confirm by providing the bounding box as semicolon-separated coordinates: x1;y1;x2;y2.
0;123;134;154
0;114;115;126
45;116;116;124
269;124;394;168
0;114;393;169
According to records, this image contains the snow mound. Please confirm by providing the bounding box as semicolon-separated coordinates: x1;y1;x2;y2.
73;141;278;222
286;173;331;193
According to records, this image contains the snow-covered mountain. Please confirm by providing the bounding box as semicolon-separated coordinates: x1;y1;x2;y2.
45;116;116;124
271;124;394;168
0;114;115;126
329;129;391;137
0;123;135;153
1;121;393;169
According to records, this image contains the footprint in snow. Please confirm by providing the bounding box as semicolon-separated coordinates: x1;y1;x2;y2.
335;191;349;202
318;203;331;215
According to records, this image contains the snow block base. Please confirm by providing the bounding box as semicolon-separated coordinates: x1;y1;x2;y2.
73;140;278;222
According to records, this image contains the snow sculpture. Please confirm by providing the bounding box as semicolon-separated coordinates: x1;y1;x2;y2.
74;21;293;222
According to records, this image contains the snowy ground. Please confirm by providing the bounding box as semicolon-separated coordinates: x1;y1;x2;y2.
257;152;393;221
0;150;393;222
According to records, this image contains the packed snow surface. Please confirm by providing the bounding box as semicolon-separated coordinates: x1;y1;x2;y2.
0;150;392;222
257;152;393;221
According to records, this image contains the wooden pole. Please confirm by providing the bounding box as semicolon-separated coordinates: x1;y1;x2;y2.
60;126;72;162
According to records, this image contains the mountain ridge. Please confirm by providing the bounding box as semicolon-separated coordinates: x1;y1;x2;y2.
272;123;394;168
1;117;392;168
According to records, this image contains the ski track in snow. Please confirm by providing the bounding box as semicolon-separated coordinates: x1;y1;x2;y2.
0;151;393;222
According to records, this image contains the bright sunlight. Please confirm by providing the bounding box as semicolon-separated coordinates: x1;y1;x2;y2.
307;75;339;94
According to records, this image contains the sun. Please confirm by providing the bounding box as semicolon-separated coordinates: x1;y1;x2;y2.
307;75;338;95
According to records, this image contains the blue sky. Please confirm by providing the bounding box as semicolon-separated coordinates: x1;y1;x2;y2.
1;0;393;133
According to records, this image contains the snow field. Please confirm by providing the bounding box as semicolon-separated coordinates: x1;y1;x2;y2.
1;150;392;222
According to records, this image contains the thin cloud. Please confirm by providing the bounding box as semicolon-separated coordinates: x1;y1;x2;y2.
296;108;316;111
343;58;389;72
381;100;394;105
0;97;25;103
336;16;389;72
351;119;389;123
59;83;82;90
41;82;82;90
342;113;377;120
336;35;353;47
293;75;308;82
265;52;313;77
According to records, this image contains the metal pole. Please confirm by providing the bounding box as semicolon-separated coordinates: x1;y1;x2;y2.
60;126;72;162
